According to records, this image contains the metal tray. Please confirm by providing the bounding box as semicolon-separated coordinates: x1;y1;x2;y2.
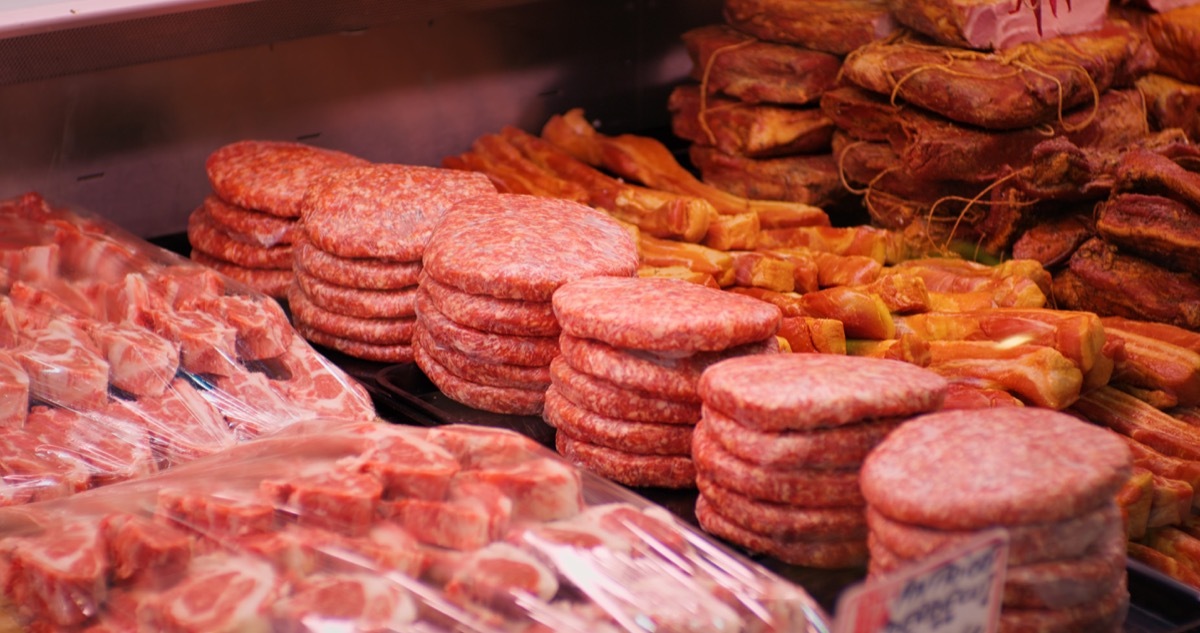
368;361;1200;631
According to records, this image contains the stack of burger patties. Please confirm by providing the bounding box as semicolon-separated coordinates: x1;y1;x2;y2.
546;276;782;489
291;164;497;362
193;140;369;298
693;354;948;568
861;407;1133;632
670;0;898;209
824;0;1157;255
414;193;639;416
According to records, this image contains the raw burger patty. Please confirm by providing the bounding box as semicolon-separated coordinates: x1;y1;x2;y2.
287;283;414;345
558;334;778;402
997;578;1128;633
422;273;559;337
550;356;700;425
423;193;639;302
867;502;1122;567
543;387;694;456
695;496;868;569
206;140;369;217
301;164;496;261
701;406;902;469
295;271;417;319
297;324;414;364
190;251;291;298
692;423;863;507
293;235;422;290
555;431;696;489
696;475;867;541
204;195;299;247
698;353;948;431
552;276;781;352
416;289;558;367
188;206;294;269
414;325;550;391
860;408;1132;529
414;341;545;416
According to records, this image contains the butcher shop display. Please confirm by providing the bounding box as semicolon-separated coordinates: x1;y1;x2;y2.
0;420;826;632
0;191;377;508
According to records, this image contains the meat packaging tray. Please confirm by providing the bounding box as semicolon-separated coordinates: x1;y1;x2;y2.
371;361;1200;632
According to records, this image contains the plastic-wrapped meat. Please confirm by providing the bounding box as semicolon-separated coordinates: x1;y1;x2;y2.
583;504;693;556
17;318;110;410
148;265;226;311
0;241;59;285
0;522;109;627
98;272;173;328
151;308;239;377
138;554;282;633
386;478;514;551
425;424;544;469
452;457;584;523
23;405;156;487
156;487;276;542
0;296;18;348
271;336;376;423
205;368;304;440
0;428;91;505
86;321;179;398
55;228;141;285
444;542;559;615
0;350;29;427
101;513;192;585
261;463;383;536
355;430;461;501
108;377;235;465
271;572;418;632
189;294;292;361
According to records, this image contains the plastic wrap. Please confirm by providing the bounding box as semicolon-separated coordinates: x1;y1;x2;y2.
0;191;377;507
0;420;829;632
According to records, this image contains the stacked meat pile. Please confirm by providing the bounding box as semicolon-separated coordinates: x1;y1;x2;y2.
692;354;948;568
826;5;1157;256
0;191;377;508
191;140;368;298
862;407;1133;632
1120;2;1200;141
672;0;898;209
545;276;782;488
290;164;496;363
0;421;816;633
414;194;639;416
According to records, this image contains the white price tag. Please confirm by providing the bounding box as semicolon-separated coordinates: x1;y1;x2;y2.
834;528;1008;633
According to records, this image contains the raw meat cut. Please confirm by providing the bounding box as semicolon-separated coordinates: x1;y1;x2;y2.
23;405;156;486
261;463;383;535
271;335;377;423
678;25;841;106
107;377;236;465
190;294;292;361
0;350;29;427
156;487;276;541
841;22;1158;130
354;429;461;501
444;542;558;614
17;318;110;410
139;555;282;632
150;308;239;377
723;0;897;55
102;513;192;584
888;0;1109;50
451;455;584;522
272;573;418;632
207;367;305;440
86;321;179;398
1;522;108;627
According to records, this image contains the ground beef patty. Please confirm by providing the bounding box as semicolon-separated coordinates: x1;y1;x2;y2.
293;235;422;290
416;289;558;367
695;496;869;569
287;283;414;345
698;353;949;432
204;195;300;247
295;271;417;320
414;341;545;416
297;324;414;364
549;356;700;425
543;387;694;457
422;194;638;302
300;164;496;262
421;273;559;337
702;405;902;469
413;325;550;391
555;432;696;489
861;407;1132;529
188;206;293;269
206;140;368;217
552;276;781;352
190;251;292;299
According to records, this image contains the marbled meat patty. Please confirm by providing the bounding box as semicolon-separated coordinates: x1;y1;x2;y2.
206;140;369;217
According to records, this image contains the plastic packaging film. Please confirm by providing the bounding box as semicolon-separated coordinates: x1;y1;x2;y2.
0;420;830;632
0;191;378;507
